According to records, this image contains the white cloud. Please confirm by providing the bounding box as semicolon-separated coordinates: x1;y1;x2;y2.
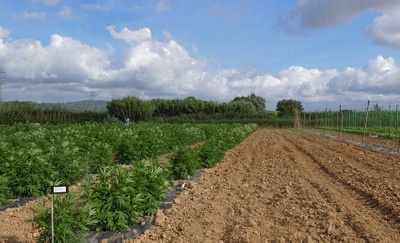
156;0;169;13
279;0;400;49
0;31;110;84
81;3;114;12
0;25;208;102
23;11;46;20
191;45;198;53
106;25;152;44
327;56;400;95
58;6;73;19
31;0;61;5
105;26;207;97
366;10;400;48
279;66;337;98
0;26;11;39
0;25;399;109
210;0;253;20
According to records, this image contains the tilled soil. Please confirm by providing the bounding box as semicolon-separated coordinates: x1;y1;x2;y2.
0;199;39;242
131;129;400;242
313;129;400;152
1;129;400;242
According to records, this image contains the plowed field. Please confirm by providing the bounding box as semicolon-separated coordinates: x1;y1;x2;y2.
132;129;400;242
1;129;400;242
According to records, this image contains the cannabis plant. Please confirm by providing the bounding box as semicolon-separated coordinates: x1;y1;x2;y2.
198;141;224;168
31;191;97;243
0;176;11;206
170;146;202;179
131;159;172;215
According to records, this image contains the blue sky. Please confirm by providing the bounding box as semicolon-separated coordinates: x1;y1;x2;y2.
0;0;400;111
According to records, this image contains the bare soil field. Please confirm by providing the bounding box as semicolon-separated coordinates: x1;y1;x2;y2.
1;128;400;242
312;128;400;152
132;129;400;242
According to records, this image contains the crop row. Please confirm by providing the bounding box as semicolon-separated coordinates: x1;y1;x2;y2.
0;123;255;204
0;123;257;241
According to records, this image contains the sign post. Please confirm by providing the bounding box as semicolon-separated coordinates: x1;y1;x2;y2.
50;182;69;243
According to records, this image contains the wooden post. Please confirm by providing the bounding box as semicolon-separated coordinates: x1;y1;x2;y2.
336;111;339;135
348;110;350;128
363;100;370;143
0;71;2;105
397;104;400;152
389;105;392;135
398;136;400;152
396;104;398;136
379;107;382;137
339;105;342;137
329;110;332;127
371;108;375;136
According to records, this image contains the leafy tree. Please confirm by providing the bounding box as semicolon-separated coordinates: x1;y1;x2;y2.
276;99;303;117
231;93;266;111
217;101;257;114
151;97;219;117
107;96;155;122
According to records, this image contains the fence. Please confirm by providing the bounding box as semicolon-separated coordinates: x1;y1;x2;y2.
301;100;400;150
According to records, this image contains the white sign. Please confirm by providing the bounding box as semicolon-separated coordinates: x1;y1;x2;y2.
51;186;69;194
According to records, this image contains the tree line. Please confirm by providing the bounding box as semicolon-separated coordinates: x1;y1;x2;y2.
106;94;267;122
0;95;303;127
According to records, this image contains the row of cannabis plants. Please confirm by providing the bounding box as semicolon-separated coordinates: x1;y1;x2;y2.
0;122;240;205
0;122;257;204
26;123;258;242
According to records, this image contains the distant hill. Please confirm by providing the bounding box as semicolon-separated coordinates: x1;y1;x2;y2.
59;100;109;112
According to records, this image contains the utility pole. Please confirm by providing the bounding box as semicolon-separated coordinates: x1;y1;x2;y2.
0;70;4;105
89;91;97;111
0;70;2;105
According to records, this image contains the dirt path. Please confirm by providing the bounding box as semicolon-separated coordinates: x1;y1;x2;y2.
131;129;400;242
1;129;400;242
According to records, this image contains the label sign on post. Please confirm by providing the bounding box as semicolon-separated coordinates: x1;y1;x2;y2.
51;186;69;194
50;184;69;243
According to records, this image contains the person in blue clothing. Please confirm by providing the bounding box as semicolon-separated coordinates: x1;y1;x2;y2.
125;117;130;126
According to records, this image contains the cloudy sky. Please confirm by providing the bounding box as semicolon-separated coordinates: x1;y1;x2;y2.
1;0;400;111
